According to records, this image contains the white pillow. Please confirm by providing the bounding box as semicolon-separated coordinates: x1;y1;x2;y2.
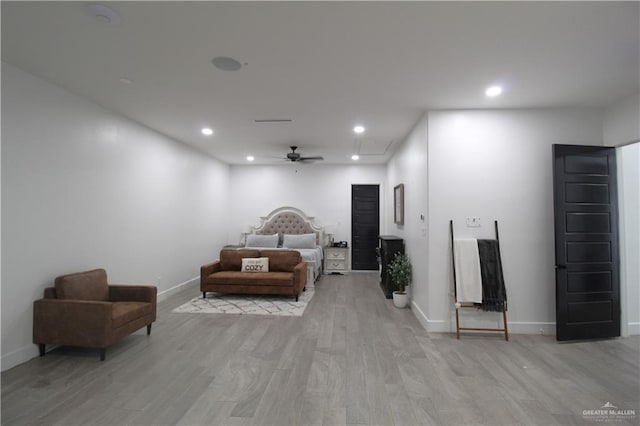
283;233;316;249
241;257;269;273
245;233;279;248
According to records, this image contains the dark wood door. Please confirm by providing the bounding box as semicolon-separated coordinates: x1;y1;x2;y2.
352;185;380;270
553;145;620;341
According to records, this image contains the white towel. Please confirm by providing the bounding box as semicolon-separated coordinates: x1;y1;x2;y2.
454;239;483;304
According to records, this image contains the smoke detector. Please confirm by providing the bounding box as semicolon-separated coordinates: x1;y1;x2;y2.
212;57;243;71
86;4;122;25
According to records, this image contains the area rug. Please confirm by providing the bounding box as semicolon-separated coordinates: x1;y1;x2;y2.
172;289;315;316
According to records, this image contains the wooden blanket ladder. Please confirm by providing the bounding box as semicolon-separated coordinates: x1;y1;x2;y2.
450;219;509;341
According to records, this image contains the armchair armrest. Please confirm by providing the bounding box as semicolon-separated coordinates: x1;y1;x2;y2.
201;261;221;279
294;262;307;289
108;285;157;303
109;285;157;322
33;299;112;347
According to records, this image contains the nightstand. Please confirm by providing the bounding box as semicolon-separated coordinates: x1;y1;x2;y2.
324;246;349;275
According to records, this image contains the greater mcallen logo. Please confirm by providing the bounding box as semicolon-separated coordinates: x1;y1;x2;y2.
583;402;636;422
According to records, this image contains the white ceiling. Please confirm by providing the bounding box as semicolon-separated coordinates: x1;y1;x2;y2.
2;1;638;164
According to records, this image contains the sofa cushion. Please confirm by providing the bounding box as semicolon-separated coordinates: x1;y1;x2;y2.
220;249;260;271
55;269;109;301
207;271;294;287
241;257;269;273
112;301;153;328
259;250;301;272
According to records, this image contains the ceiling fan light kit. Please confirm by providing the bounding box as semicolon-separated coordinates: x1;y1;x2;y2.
285;146;324;163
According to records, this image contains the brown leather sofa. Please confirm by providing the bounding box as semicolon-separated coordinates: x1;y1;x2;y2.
33;269;157;361
201;249;307;301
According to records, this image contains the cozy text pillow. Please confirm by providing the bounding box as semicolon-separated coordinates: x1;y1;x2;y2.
283;233;316;249
245;233;279;248
241;257;269;273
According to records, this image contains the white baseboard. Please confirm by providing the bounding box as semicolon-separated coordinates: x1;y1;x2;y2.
409;301;556;335
506;321;556;335
410;300;448;333
628;322;640;336
157;276;199;302
1;344;40;372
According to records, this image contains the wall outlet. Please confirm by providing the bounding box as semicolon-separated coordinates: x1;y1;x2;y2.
466;217;481;227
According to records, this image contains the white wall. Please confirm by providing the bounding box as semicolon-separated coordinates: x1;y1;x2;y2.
1;63;231;370
425;109;604;334
618;143;640;336
385;114;430;325
604;93;640;146
606;92;640;335
229;164;386;248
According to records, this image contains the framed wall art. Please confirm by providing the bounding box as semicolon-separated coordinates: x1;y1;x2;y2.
394;184;404;225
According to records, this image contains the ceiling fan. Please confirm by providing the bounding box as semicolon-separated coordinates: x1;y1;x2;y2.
284;146;324;162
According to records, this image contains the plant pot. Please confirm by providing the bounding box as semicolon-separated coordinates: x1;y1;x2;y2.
392;291;408;308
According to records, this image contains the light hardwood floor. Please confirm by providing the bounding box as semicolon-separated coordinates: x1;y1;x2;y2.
2;272;639;425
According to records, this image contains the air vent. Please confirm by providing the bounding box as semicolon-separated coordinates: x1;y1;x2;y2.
253;119;293;123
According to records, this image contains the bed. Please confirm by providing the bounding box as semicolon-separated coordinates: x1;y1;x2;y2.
243;207;326;284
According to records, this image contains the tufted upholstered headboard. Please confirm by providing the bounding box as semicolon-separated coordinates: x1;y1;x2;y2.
252;207;325;245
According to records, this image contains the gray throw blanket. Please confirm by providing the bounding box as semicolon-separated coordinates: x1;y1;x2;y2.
477;239;507;312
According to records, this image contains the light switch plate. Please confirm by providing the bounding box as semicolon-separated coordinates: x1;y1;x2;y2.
466;217;481;227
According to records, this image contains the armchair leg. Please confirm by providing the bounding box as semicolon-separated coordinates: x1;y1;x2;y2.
147;324;152;335
38;344;45;357
202;291;206;299
295;294;299;302
100;348;106;361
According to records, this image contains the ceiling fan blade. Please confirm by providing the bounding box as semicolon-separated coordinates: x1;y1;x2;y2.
299;156;324;161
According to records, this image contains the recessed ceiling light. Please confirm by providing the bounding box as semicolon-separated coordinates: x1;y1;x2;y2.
201;127;213;136
485;86;503;97
353;125;365;134
246;155;255;162
351;154;360;161
212;57;242;71
86;3;122;25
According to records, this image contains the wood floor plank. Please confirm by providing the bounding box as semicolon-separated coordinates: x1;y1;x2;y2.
306;349;330;394
176;400;237;426
345;332;369;424
325;353;346;410
322;406;346;426
363;343;394;426
297;391;326;426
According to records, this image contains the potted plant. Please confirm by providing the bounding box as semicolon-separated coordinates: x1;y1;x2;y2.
387;252;412;308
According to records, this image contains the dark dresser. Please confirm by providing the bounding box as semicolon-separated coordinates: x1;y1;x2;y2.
377;236;405;298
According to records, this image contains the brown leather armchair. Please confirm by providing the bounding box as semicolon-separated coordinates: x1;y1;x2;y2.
33;269;157;361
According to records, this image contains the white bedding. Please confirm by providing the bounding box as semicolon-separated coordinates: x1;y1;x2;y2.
296;246;324;277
